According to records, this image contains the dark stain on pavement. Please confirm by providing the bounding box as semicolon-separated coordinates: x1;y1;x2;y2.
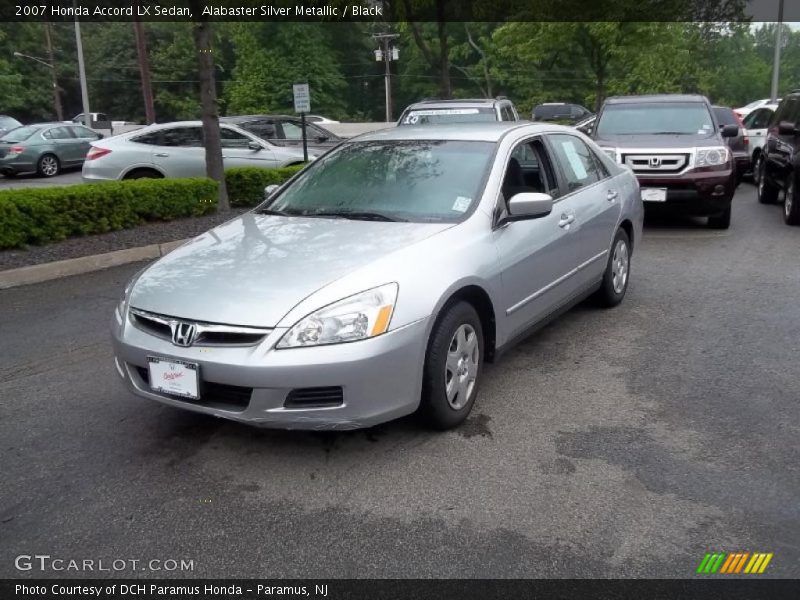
458;413;493;439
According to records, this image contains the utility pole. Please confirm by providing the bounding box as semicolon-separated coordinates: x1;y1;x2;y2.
43;23;63;121
74;17;91;126
770;0;784;102
133;20;156;124
373;33;399;122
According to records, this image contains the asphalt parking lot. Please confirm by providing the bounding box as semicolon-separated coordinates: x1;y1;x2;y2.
0;170;83;190
1;184;798;579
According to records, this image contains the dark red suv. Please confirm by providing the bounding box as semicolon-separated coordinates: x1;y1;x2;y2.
592;94;739;229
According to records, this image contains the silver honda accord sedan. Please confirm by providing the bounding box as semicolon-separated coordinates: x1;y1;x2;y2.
111;123;643;430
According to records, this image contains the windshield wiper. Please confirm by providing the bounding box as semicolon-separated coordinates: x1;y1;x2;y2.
305;210;407;222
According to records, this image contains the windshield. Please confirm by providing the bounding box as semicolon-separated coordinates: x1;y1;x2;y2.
0;126;40;142
400;107;496;125
596;102;715;136
267;140;495;222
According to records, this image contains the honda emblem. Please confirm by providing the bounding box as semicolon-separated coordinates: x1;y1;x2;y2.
170;321;197;347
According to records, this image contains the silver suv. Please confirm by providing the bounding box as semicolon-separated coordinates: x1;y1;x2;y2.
398;98;520;126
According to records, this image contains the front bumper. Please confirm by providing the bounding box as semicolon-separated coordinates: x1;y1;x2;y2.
111;307;430;430
637;169;735;216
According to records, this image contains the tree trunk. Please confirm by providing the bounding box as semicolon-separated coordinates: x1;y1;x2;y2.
436;2;451;98
191;14;229;211
133;20;156;125
43;22;63;121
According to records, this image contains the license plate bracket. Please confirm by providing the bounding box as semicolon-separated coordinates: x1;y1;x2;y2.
641;187;667;202
147;356;199;399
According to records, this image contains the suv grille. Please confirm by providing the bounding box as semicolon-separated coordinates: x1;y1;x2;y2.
129;308;271;347
135;366;252;410
284;387;344;409
621;153;690;174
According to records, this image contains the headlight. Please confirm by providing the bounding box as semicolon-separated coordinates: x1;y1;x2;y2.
599;147;616;160
115;270;144;324
277;283;398;349
695;147;730;168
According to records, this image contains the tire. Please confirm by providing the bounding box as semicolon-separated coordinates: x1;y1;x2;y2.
752;152;763;186
784;173;800;226
123;169;162;180
757;159;779;204
37;154;60;178
595;228;631;308
708;204;732;229
419;301;484;430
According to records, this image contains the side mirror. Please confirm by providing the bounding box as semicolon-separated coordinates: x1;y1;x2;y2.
97;133;105;139
315;135;329;143
248;141;262;151
778;121;799;136
721;124;739;138
264;184;280;200
505;192;553;222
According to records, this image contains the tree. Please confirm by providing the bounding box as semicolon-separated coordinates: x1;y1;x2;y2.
190;3;229;211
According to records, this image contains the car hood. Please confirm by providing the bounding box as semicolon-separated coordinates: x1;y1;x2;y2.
129;212;452;327
593;132;723;148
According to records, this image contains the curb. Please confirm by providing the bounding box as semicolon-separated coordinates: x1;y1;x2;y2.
0;239;188;290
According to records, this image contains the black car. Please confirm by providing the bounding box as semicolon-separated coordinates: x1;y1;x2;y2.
592;94;739;229
532;103;593;124
757;90;800;225
221;115;341;155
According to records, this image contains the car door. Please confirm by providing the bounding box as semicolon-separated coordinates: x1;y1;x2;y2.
68;125;102;164
43;125;82;165
219;126;279;169
765;98;800;184
547;133;621;288
150;126;206;178
743;108;771;153
492;136;585;335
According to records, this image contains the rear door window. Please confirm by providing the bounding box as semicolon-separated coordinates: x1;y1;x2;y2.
43;126;75;140
160;127;203;147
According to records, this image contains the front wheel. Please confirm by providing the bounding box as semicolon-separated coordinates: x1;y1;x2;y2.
784;174;800;226
37;154;60;178
595;228;631;308
752;153;763;185
419;301;484;430
757;160;778;204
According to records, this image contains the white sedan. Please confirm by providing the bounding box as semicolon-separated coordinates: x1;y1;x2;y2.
742;103;778;182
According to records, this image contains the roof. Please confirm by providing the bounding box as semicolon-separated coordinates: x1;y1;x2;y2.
221;114;297;122
604;94;709;104
404;98;508;111
347;122;568;143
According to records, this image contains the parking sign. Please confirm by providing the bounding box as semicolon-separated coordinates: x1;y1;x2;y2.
293;84;310;113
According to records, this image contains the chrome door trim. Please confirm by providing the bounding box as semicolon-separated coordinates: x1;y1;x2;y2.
505;249;608;316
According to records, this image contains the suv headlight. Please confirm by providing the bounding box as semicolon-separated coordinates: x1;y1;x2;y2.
695;147;730;168
277;283;398;349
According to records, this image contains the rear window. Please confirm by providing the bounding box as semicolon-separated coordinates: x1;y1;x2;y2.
0;116;21;130
399;107;496;125
596;102;714;136
0;126;40;142
713;107;738;126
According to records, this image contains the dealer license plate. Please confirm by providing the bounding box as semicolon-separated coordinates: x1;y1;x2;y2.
147;356;199;399
641;187;667;202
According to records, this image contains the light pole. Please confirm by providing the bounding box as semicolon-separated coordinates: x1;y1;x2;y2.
373;33;399;122
770;0;784;102
13;49;63;121
74;16;91;127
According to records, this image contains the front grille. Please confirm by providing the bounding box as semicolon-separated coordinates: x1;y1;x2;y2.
129;308;272;347
135;366;252;410
622;153;690;174
284;387;344;409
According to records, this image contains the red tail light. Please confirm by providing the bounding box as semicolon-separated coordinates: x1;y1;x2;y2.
86;147;111;160
8;145;25;156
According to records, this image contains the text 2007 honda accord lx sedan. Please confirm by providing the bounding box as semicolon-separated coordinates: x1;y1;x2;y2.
112;123;643;430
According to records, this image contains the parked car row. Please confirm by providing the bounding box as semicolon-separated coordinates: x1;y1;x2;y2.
0;122;104;177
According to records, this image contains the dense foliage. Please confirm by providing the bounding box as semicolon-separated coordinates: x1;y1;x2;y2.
1;21;798;124
226;165;304;207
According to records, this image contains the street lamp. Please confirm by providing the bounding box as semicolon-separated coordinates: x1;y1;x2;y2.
12;49;63;121
373;33;399;122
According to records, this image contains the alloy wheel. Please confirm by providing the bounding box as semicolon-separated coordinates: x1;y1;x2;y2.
444;323;479;410
40;156;58;177
611;239;629;295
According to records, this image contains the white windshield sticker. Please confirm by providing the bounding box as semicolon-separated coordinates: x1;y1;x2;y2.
452;196;472;212
560;140;588;179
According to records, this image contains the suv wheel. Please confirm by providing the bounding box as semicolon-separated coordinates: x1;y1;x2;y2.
757;160;778;204
419;301;484;430
708;204;732;229
785;174;800;226
752;153;763;185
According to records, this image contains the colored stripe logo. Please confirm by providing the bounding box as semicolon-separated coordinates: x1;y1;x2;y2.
696;552;773;574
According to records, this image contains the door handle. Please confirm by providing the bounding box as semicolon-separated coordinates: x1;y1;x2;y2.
154;152;169;157
558;213;575;228
607;190;618;202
